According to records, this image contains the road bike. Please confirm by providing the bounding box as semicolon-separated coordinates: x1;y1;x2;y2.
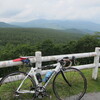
0;56;87;100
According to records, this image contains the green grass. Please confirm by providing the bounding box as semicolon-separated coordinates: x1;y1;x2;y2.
0;68;100;100
82;68;100;93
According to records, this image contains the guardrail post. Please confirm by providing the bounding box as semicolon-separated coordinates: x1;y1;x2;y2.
35;51;42;73
35;51;42;86
92;47;100;80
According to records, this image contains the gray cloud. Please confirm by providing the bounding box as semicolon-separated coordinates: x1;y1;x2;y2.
0;0;100;23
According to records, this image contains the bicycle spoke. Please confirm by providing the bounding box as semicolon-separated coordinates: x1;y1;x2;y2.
0;71;35;100
53;68;87;100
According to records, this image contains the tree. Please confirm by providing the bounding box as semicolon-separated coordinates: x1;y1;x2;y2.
38;40;55;56
74;35;99;53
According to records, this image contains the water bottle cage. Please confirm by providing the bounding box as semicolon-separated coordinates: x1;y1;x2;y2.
36;73;42;83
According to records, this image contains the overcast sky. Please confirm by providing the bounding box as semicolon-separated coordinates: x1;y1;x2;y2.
0;0;100;24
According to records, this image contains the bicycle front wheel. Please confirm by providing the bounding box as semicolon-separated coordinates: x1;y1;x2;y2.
0;71;36;100
53;67;87;100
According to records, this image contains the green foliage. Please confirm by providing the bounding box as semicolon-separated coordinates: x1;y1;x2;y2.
0;28;83;46
0;28;99;76
74;35;100;53
61;40;77;54
0;33;99;61
38;39;62;56
61;35;100;64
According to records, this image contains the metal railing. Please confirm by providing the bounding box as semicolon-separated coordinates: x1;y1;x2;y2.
0;47;100;80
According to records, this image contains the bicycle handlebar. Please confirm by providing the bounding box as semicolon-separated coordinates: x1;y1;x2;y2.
59;56;76;67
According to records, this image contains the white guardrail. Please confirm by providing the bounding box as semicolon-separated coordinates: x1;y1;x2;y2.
0;47;100;80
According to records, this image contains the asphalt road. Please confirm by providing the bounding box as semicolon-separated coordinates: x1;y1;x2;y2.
81;92;100;100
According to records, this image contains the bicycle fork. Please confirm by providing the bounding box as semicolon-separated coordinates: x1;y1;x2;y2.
61;70;72;87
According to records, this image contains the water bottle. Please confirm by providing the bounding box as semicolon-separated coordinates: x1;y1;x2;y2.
43;71;53;83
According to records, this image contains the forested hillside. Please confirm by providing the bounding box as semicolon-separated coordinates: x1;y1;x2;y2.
0;28;83;46
0;28;99;60
0;28;99;76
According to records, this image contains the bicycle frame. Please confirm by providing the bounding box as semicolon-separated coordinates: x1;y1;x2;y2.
16;62;62;94
0;56;87;100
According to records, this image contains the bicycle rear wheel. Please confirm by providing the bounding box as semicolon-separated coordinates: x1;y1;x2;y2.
0;71;36;100
53;67;87;100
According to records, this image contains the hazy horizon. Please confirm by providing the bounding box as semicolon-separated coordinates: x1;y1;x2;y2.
0;0;100;24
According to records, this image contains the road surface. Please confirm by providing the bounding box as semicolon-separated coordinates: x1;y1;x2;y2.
81;92;100;100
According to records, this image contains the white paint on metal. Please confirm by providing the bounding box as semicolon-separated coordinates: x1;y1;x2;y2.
92;47;100;80
35;51;42;86
0;56;36;68
0;47;100;81
42;52;97;62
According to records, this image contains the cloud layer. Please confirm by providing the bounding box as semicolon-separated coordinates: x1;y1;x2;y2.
0;0;100;23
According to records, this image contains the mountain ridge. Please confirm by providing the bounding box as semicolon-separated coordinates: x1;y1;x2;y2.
0;22;19;28
10;19;100;32
0;19;100;33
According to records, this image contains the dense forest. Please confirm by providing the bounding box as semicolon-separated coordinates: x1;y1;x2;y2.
0;28;100;76
0;28;84;46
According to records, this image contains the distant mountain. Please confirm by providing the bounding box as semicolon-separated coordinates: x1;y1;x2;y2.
64;28;94;34
79;29;95;34
11;19;100;32
64;28;85;34
0;22;19;28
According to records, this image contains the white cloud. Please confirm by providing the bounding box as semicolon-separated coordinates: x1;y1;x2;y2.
0;0;100;23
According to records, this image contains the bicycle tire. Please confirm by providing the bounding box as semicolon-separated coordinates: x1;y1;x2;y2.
0;71;36;100
53;67;87;100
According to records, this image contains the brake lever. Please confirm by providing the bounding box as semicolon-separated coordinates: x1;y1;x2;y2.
71;56;76;65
